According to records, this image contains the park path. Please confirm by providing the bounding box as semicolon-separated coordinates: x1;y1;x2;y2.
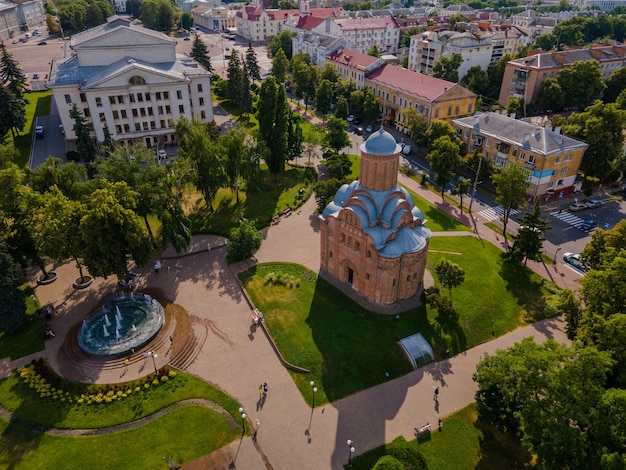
15;117;580;469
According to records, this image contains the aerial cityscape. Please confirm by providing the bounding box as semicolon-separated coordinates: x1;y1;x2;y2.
1;0;625;468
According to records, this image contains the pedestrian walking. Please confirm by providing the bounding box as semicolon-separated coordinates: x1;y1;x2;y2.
252;419;260;442
259;384;264;398
154;260;161;273
434;387;439;401
263;382;268;396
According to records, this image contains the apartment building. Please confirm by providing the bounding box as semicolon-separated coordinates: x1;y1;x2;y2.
452;112;588;200
48;16;213;148
192;5;237;31
325;47;385;88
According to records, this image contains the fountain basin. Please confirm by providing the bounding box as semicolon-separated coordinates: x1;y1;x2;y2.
78;293;164;356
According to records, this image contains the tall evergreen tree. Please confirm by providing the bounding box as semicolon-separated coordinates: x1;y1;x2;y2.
245;42;261;82
257;77;288;179
510;202;550;265
69;104;97;162
0;84;26;140
286;112;303;163
0;43;26;98
226;51;244;109
241;63;253;117
271;48;289;84
0;237;26;333
190;35;213;73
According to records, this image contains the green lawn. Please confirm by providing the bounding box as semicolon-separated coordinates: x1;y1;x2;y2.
348;404;531;470
13;91;52;168
0;405;236;470
0;368;243;469
188;164;316;235
240;237;550;403
0;366;241;430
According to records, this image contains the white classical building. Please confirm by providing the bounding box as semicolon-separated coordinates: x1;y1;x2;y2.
292;30;344;66
0;2;19;41
192;5;237;31
333;16;401;55
48;16;213;148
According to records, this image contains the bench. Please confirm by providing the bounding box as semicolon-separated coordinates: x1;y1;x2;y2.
283;207;292;217
271;216;280;225
414;423;431;438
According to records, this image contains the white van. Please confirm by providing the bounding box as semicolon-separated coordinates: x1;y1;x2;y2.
401;144;412;155
24;33;31;39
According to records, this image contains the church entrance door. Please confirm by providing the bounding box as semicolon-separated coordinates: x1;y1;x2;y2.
347;267;354;285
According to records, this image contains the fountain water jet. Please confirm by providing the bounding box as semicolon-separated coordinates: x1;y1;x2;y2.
104;313;111;326
103;324;109;336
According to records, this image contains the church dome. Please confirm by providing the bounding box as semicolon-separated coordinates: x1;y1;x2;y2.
361;127;401;156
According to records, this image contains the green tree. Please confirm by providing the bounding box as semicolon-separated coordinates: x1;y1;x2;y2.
219;128;256;204
367;44;381;57
506;96;523;118
335;95;349;120
241;63;253;117
400;26;420;48
271;48;289;84
85;3;104;28
403;108;428;149
334;78;356;104
544;289;582;340
28;156;87;200
362;88;381;121
324;117;350;153
267;30;296;59
226;51;244;109
427;135;461;201
285;112;303;164
557;60;606;109
0;237;25;333
492;164;527;241
562;101;626;181
435;258;465;300
58;2;86;34
139;0;177;32
190;35;213;73
126;0;141;17
314;178;342;212
245;42;261;82
257;77;288;179
0;43;26;98
319;63;339;83
80;181;153;279
581;219;626;271
460;65;490;96
180;12;193;30
372;456;403;470
510;202;549;265
538;77;565;111
70;104;97;162
451;177;471;213
425;119;458;149
315;79;334;116
227;219;262;262
175;117;224;209
0;84;26;140
487;54;512;99
432;53;463;82
291;53;318;111
603;66;626;103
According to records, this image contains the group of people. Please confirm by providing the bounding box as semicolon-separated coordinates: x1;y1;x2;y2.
252;308;264;325
259;382;268;397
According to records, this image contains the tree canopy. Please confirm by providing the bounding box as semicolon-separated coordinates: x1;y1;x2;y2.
492;164;527;239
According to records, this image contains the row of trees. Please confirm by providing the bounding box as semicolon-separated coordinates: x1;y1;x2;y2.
0;44;27;141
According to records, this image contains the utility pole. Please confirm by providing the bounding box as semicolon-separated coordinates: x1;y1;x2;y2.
468;154;483;215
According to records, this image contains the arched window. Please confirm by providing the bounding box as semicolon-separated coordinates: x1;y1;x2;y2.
128;75;146;86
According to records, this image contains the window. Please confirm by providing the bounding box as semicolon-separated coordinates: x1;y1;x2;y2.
109;96;116;105
447;106;452;116
121;109;127;118
137;93;143;102
129;94;136;103
84;109;90;118
465;130;469;138
565;153;572;161
128;75;146;86
179;104;184;113
200;111;206;119
197;83;203;92
163;91;169;99
528;155;535;164
142;122;148;131
486;139;491;148
158;106;163;114
145;93;150;101
132;109;138;117
118;95;124;104
140;108;146;116
116;125;122;133
95;97;102;107
177;90;183;99
135;123;141;131
199;97;204;106
148;107;154;116
365;273;370;280
156;92;162;100
160;120;166;128
555;155;561;163
468;103;473;112
561;166;568;174
165;105;171;113
112;110;119;119
124;124;130;132
557;179;564;186
455;105;459;114
150;121;156;129
99;112;105;122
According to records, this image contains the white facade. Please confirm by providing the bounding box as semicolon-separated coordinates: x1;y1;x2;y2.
192;5;237;31
48;16;213;147
14;0;45;30
0;2;19;41
292;30;344;66
333;16;400;55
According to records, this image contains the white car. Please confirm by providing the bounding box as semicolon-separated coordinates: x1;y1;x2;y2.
585;199;603;209
569;202;587;212
347;115;355;122
401;144;412;155
562;252;584;271
158;149;167;160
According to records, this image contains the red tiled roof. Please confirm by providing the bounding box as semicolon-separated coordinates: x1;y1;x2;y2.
366;64;457;102
297;15;326;30
327;48;380;70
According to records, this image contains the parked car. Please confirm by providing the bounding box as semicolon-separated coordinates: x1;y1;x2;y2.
569;202;587;212
183;36;191;41
585;199;603;209
580;219;597;231
33;73;39;80
35;125;44;138
347;115;355;122
401;144;412;155
563;252;584;271
365;125;373;133
158;149;167;161
37;41;47;46
354;126;363;136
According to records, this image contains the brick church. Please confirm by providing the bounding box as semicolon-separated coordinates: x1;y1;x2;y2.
319;128;432;305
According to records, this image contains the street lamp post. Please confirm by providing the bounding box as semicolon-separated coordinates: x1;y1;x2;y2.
347;439;355;467
310;381;318;409
147;351;158;376
239;407;246;437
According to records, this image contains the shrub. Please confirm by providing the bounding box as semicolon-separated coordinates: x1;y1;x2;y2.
227;220;262;262
373;455;405;470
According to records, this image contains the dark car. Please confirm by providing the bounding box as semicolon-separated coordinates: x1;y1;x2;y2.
580;219;597;231
37;41;47;46
35;125;44;138
184;36;191;41
354;126;363;135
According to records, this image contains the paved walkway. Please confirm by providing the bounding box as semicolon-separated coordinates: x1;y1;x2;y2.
13;117;580;469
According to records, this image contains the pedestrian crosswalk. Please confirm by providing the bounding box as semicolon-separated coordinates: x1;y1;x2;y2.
550;210;587;229
476;206;521;222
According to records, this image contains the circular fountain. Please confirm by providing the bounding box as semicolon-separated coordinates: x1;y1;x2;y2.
77;293;165;357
